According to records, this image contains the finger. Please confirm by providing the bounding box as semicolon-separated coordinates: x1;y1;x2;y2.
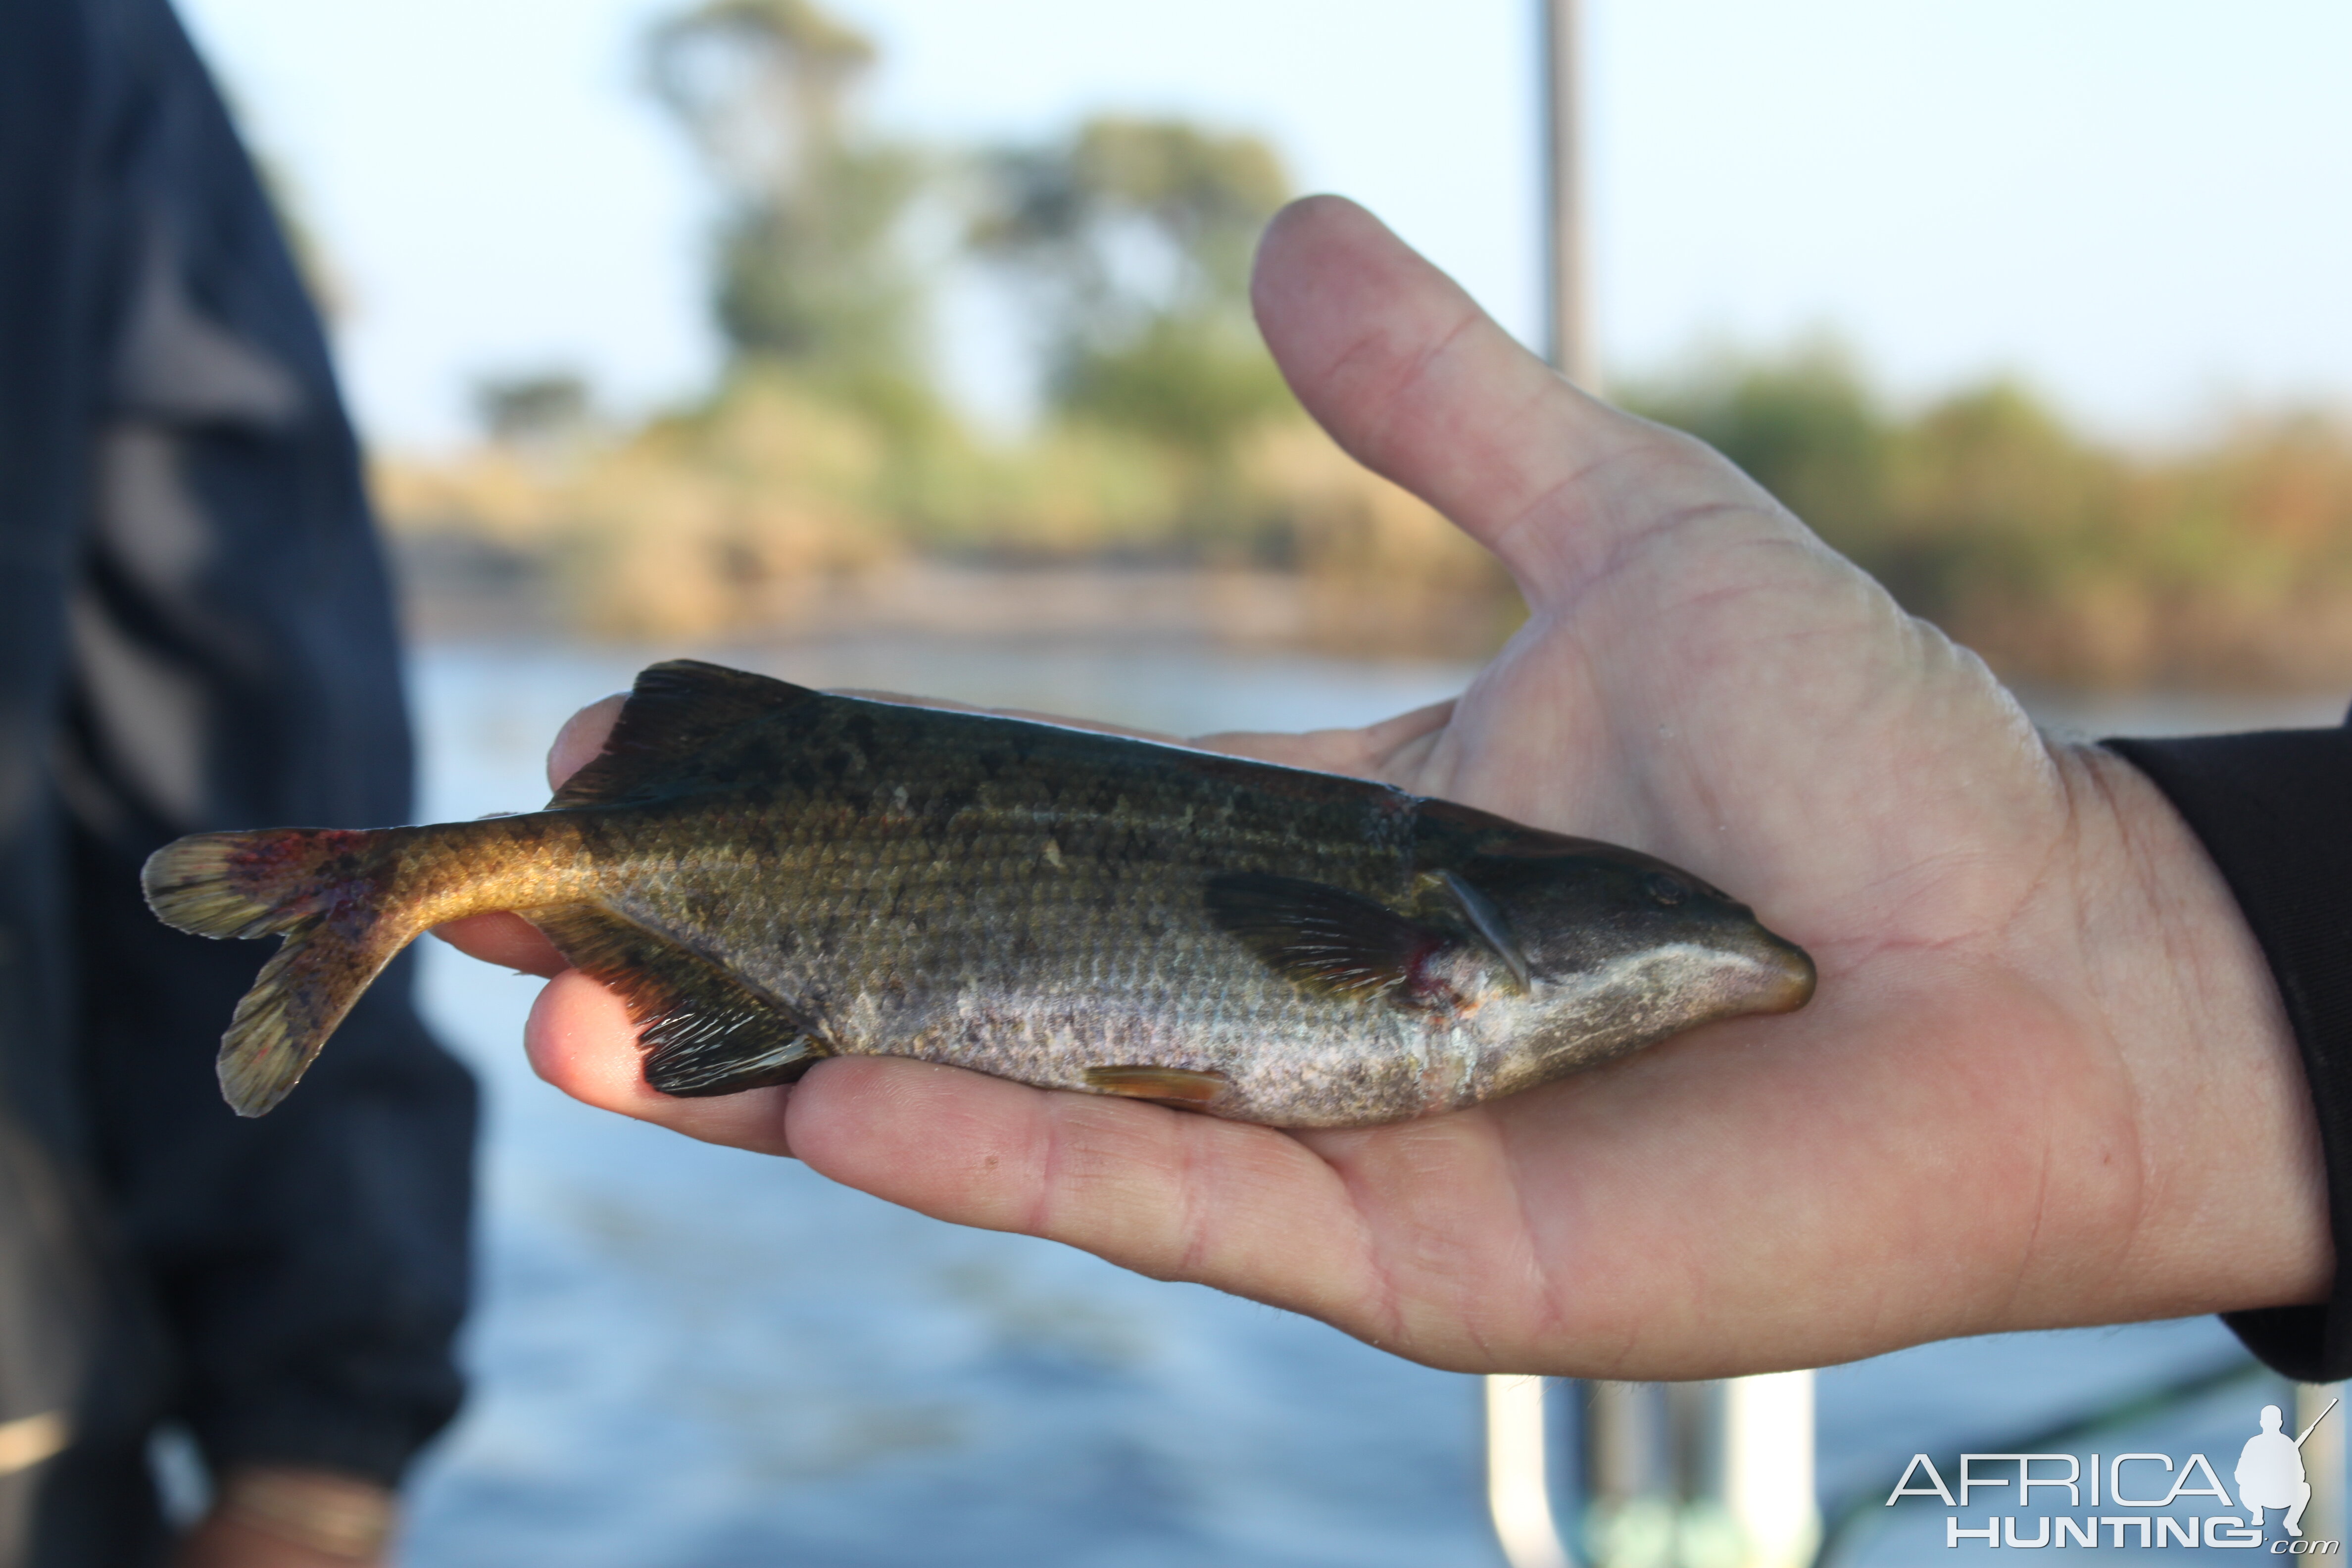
1190;728;1365;775
439;695;623;978
431;911;568;976
1195;699;1455;784
1251;196;1778;605
786;1056;1395;1339
548;693;627;790
525;968;795;1155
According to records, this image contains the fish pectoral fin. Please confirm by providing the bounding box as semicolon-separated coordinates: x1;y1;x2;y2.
527;904;829;1097
550;660;818;810
1433;870;1532;992
1083;1065;1230;1107
1202;871;1438;1002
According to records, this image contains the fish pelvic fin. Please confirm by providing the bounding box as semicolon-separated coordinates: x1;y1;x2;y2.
551;660;819;811
1083;1065;1229;1108
143;828;417;1117
528;904;829;1096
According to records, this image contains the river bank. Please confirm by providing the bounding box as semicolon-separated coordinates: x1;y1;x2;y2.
392;546;1519;659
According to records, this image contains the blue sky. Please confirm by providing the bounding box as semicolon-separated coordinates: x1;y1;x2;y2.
177;0;2352;452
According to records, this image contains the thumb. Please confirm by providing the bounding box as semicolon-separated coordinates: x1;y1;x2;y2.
547;693;628;791
1251;196;1786;607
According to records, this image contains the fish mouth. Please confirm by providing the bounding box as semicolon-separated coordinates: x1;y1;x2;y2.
1742;931;1817;1014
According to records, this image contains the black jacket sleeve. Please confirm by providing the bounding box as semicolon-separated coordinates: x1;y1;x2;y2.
2106;719;2352;1382
2;0;477;1492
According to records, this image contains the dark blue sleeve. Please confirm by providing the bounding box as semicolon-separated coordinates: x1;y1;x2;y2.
0;0;476;1494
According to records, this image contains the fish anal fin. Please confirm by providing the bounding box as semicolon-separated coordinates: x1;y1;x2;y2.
551;660;818;810
1083;1065;1229;1108
527;903;828;1096
1203;871;1440;1003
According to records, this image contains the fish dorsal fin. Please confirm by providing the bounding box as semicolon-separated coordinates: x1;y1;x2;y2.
1203;872;1440;1002
551;660;818;810
527;903;829;1096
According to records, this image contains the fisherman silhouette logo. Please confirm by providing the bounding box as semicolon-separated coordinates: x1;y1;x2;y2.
2240;1400;2337;1538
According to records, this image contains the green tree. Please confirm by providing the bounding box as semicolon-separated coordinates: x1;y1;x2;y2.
1626;347;2137;641
647;0;926;405
473;370;591;444
1897;380;2123;605
1621;341;1895;566
971;117;1294;467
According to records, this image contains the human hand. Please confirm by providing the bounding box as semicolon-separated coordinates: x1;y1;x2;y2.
441;196;2328;1378
172;1469;393;1568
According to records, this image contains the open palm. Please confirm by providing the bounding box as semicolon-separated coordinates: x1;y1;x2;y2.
462;197;2325;1377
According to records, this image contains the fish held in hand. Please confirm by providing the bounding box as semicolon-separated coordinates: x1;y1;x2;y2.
143;660;1816;1123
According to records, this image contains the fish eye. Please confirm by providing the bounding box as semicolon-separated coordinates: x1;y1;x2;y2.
1644;873;1688;907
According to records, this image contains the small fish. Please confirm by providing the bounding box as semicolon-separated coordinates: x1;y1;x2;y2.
143;660;1815;1124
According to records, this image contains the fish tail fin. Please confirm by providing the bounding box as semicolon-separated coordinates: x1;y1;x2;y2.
143;827;418;1117
142;827;381;939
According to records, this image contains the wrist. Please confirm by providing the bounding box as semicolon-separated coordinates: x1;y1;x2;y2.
2031;739;2329;1323
205;1467;397;1564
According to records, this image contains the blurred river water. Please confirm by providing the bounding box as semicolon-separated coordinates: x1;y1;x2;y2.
390;637;2345;1567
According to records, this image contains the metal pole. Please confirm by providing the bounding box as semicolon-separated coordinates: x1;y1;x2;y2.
2300;1382;2346;1546
1487;1375;1573;1568
1478;12;1595;1566
1538;0;1599;391
1494;6;1833;1565
1724;1371;1820;1568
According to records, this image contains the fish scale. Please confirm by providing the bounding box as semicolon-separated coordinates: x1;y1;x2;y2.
141;658;1816;1123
